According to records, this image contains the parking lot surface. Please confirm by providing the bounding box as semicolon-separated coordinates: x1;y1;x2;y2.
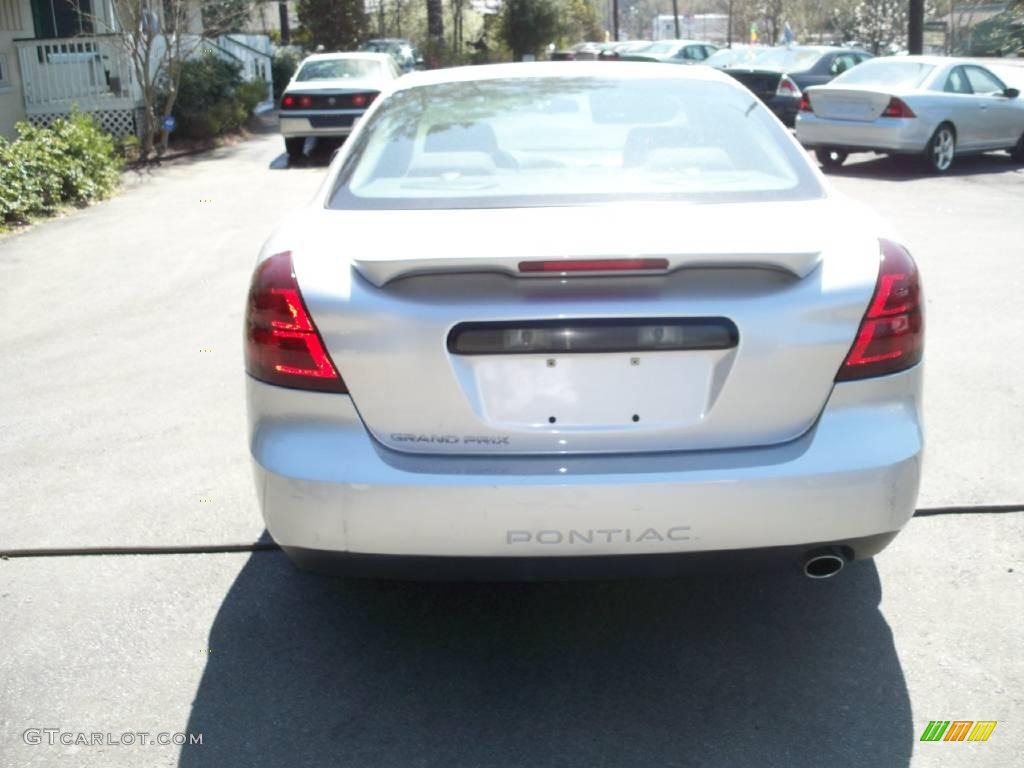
1;133;1021;767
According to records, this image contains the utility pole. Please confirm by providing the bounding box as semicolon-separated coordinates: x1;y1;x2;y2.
908;0;924;54
727;0;732;46
672;0;680;38
613;0;619;41
278;1;290;45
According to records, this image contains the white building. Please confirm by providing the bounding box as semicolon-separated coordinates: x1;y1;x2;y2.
652;14;729;44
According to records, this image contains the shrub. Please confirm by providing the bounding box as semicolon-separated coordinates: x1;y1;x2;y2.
0;114;121;227
272;47;303;101
172;56;268;141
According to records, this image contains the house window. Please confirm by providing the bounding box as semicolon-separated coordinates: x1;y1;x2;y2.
29;0;93;38
0;53;10;89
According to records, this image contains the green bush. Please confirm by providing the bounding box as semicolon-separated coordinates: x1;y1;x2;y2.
172;56;268;141
271;48;303;101
0;114;121;227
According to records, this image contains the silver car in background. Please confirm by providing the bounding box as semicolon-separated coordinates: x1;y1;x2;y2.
246;63;924;580
797;56;1024;172
279;52;401;160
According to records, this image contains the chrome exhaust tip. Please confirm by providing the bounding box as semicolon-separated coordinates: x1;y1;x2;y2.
802;548;847;579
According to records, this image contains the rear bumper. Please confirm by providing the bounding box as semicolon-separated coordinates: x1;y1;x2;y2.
764;96;801;127
280;114;360;139
247;366;923;572
284;532;899;580
795;113;931;153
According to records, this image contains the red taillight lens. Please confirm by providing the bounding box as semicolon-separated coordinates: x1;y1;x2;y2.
800;93;811;112
298;95;313;109
836;239;923;381
351;93;377;108
776;76;801;97
518;258;669;273
882;97;916;118
244;251;347;393
282;94;295;108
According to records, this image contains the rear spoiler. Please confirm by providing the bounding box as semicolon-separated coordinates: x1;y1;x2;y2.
352;251;822;287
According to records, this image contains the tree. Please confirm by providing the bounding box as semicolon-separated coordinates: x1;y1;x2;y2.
499;0;563;59
426;0;445;64
759;0;785;44
564;0;603;43
967;0;1024;55
847;0;936;54
295;0;368;51
79;0;258;158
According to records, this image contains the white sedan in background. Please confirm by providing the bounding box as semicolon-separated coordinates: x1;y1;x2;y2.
796;56;1024;172
279;52;401;160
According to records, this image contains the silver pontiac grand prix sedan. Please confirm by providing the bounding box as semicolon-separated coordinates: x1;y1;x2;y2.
245;63;924;580
797;56;1024;172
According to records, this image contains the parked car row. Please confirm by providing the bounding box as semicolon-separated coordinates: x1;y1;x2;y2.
278;43;1024;175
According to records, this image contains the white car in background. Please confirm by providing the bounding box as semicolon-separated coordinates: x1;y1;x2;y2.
279;52;401;160
246;63;924;581
796;56;1024;172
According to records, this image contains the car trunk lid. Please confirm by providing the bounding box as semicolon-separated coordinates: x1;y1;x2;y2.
291;199;882;455
806;87;896;121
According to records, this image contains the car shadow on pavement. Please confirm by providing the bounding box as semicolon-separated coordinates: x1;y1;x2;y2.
834;151;1022;181
180;549;912;767
269;139;344;171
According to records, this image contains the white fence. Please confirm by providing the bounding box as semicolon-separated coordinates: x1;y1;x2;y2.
15;32;273;135
15;35;141;114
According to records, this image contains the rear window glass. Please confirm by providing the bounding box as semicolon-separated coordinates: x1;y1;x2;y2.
748;48;822;72
296;59;382;81
329;76;823;210
833;60;935;88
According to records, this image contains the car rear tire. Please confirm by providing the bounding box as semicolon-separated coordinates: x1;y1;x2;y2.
923;124;955;173
285;137;305;161
815;148;848;171
1011;132;1024;162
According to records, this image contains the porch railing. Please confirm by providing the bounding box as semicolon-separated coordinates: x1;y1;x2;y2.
14;35;142;114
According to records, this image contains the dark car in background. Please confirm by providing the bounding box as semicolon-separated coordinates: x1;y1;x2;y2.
717;46;872;127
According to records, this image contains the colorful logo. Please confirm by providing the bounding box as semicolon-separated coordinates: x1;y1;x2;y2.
920;721;997;742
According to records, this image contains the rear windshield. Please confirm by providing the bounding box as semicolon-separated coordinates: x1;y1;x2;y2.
707;47;762;68
296;59;382;81
748;48;822;72
833;60;934;88
328;76;823;210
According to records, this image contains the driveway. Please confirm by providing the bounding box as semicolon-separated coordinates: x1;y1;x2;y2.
0;134;1021;767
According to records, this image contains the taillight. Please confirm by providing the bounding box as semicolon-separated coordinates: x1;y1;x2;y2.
298;95;313;109
352;93;377;108
800;93;811;112
882;97;916;118
776;76;801;97
244;251;347;393
836;239;923;381
281;94;294;108
518;258;669;274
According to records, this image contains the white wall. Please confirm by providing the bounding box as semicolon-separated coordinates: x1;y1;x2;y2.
0;0;33;139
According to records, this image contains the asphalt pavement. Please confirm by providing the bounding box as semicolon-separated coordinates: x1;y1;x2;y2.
1;134;1022;767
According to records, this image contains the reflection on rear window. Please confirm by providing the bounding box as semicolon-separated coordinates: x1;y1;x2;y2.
748;48;822;72
330;77;822;210
833;60;934;88
297;59;382;81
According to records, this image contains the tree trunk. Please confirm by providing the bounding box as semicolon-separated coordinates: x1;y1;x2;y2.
427;0;443;64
